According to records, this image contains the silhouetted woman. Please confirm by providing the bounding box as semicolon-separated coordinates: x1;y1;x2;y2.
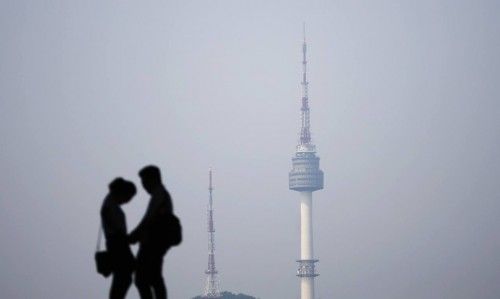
101;178;137;299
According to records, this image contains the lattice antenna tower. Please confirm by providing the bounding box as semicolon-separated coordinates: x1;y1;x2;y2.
204;168;221;298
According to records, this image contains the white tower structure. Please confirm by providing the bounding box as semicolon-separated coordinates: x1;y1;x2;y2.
289;26;324;299
204;169;221;298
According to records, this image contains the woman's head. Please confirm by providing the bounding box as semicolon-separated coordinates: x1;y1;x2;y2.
108;177;136;204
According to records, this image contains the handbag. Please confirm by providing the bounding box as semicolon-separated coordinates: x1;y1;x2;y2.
94;223;113;277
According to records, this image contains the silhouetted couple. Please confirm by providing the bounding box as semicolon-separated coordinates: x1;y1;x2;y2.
100;165;182;299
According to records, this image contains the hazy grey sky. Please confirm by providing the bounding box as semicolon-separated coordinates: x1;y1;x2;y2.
1;1;499;298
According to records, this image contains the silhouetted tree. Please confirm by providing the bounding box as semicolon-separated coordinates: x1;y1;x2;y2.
192;291;258;299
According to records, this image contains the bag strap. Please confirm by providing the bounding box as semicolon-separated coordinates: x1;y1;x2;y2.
96;222;103;252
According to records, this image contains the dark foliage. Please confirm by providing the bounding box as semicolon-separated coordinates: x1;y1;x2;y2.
192;291;257;299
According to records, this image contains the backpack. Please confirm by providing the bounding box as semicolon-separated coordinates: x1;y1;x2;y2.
163;213;182;247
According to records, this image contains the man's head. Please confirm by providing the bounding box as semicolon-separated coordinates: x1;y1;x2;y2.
108;177;136;204
139;165;162;194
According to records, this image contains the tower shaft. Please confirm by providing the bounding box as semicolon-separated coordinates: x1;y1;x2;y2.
300;192;313;260
298;191;316;299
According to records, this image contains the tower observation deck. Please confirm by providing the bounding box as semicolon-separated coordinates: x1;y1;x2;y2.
289;25;323;299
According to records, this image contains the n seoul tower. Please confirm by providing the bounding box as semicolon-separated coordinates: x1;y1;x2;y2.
289;25;324;299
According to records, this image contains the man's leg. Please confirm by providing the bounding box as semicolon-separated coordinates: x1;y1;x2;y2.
135;249;153;299
134;273;152;299
109;271;132;299
151;254;167;299
152;277;166;299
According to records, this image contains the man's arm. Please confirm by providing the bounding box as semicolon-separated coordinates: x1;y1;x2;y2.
128;198;162;243
128;187;173;243
164;189;173;214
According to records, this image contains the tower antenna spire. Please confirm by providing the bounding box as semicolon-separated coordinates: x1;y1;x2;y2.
300;23;312;147
303;22;306;43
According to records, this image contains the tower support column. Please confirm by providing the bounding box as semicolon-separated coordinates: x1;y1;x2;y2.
300;191;313;260
301;277;314;299
299;191;315;299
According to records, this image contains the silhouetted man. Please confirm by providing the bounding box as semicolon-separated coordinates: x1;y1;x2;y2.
129;165;173;299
